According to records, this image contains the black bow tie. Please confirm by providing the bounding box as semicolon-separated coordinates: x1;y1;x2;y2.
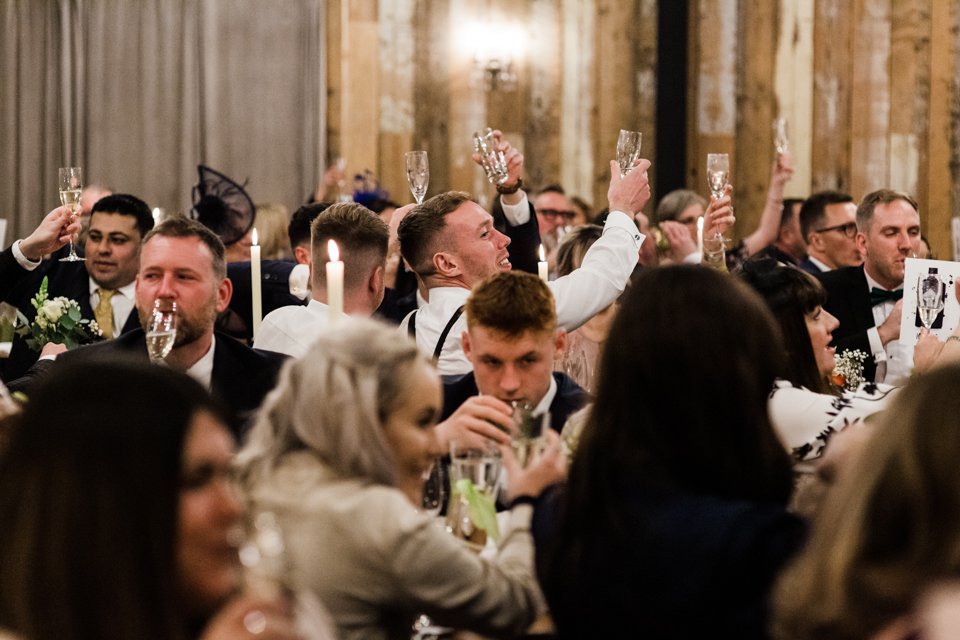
870;287;903;306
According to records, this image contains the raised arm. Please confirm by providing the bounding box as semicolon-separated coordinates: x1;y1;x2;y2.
741;152;794;256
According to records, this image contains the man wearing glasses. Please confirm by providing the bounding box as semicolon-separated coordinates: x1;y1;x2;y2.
797;191;862;274
534;185;577;271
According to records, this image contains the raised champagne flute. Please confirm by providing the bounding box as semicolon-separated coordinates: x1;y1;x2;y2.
917;272;946;330
773;118;789;154
405;151;430;205
616;129;643;177
146;299;177;362
58;167;84;262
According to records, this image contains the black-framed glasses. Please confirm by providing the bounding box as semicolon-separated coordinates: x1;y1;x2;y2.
815;222;857;238
537;208;576;221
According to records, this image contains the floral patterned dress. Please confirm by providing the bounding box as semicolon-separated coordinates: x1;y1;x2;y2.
768;379;899;462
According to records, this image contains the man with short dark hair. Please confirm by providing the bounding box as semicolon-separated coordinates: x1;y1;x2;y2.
758;198;806;265
0;194;154;380
534;184;575;268
397;134;649;376
817;189;922;385
254;202;389;357
798;190;861;274
42;217;285;437
440;271;587;439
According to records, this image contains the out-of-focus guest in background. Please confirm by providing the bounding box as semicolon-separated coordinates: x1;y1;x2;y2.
254;203;292;261
533;184;577;270
758;197;807;266
569;195;594;227
0;361;305;640
797;190;861;274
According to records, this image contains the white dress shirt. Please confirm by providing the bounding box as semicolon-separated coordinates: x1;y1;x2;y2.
184;335;216;390
863;270;911;385
400;195;644;376
253;299;338;358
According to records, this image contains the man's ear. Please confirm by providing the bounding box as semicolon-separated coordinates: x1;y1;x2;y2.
462;330;474;362
294;245;311;265
433;251;460;278
856;232;867;256
215;277;233;313
554;328;567;357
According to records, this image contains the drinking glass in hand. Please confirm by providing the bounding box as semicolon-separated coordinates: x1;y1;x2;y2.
510;400;547;469
405;151;430;205
773;118;789;154
473;128;509;185
616;129;643;177
917;273;946;329
58;166;84;262
146;300;177;362
445;439;502;547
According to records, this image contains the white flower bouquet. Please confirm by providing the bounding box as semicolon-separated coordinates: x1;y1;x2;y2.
15;277;101;351
831;349;868;391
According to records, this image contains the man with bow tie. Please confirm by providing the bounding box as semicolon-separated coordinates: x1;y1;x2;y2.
817;189;923;385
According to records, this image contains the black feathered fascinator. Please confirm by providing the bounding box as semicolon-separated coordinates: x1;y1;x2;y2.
191;165;255;246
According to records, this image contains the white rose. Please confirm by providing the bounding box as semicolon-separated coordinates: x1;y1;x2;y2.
41;299;65;324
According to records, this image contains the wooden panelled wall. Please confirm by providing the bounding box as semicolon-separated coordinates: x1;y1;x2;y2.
327;0;960;257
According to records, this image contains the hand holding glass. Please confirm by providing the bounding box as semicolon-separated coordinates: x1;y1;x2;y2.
473;128;509;185
616;129;643;177
58;167;83;262
404;151;430;205
146;300;177;362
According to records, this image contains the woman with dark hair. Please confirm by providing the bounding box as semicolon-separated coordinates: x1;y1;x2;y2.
0;362;301;640
773;364;960;640
739;258;897;462
534;266;805;638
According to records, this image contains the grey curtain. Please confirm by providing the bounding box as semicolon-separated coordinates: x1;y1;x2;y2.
0;0;325;243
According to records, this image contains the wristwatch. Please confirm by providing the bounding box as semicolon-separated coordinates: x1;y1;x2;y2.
496;177;523;195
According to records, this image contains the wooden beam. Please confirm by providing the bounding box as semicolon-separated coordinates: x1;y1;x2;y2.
849;0;891;198
811;0;853;192
773;0;814;198
377;0;415;205
560;0;596;204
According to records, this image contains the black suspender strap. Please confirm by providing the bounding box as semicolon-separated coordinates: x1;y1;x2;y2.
433;305;465;361
407;310;417;338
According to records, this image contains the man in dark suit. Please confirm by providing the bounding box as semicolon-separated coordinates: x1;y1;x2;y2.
17;217;285;438
438;271;587;447
0;194;153;380
817;189;922;386
758;198;806;266
797;190;861;274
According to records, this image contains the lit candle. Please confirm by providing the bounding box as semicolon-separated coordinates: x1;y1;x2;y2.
250;228;262;339
538;245;549;282
151;207;162;225
697;216;704;256
326;239;344;322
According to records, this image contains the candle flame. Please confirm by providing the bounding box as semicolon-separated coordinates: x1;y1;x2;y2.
251;228;259;246
539;244;546;261
328;239;340;262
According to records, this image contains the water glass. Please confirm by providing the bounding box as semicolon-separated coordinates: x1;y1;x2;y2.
616;129;643;177
473;128;509;185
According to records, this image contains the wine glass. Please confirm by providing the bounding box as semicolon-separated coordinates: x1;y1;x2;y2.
405;151;430;205
917;273;946;330
616;129;643;177
473;128;509;185
146;299;177;362
773;118;789;154
58;167;84;262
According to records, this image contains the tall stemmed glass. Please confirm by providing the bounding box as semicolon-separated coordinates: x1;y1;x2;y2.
917;272;946;329
773;118;789;154
58;167;84;262
616;129;643;177
405;151;430;205
706;153;730;240
146;300;177;362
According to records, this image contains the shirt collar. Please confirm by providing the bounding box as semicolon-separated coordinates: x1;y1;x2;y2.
89;277;136;299
532;375;557;418
184;335;216;390
807;255;832;273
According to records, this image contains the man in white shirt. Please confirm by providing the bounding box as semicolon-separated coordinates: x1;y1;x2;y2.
397;134;650;376
817;189;923;385
254;202;389;357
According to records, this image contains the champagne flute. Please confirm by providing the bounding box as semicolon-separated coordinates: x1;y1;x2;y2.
773;118;789;154
616;129;643;177
58;167;84;262
405;151;430;205
146;299;177;362
917;272;946;329
473;128;509;185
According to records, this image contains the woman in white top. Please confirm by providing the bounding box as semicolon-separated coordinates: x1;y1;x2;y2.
236;319;565;640
740;258;897;462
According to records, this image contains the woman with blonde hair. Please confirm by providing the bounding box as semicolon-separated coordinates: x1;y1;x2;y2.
236;319;565;640
773;364;960;640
